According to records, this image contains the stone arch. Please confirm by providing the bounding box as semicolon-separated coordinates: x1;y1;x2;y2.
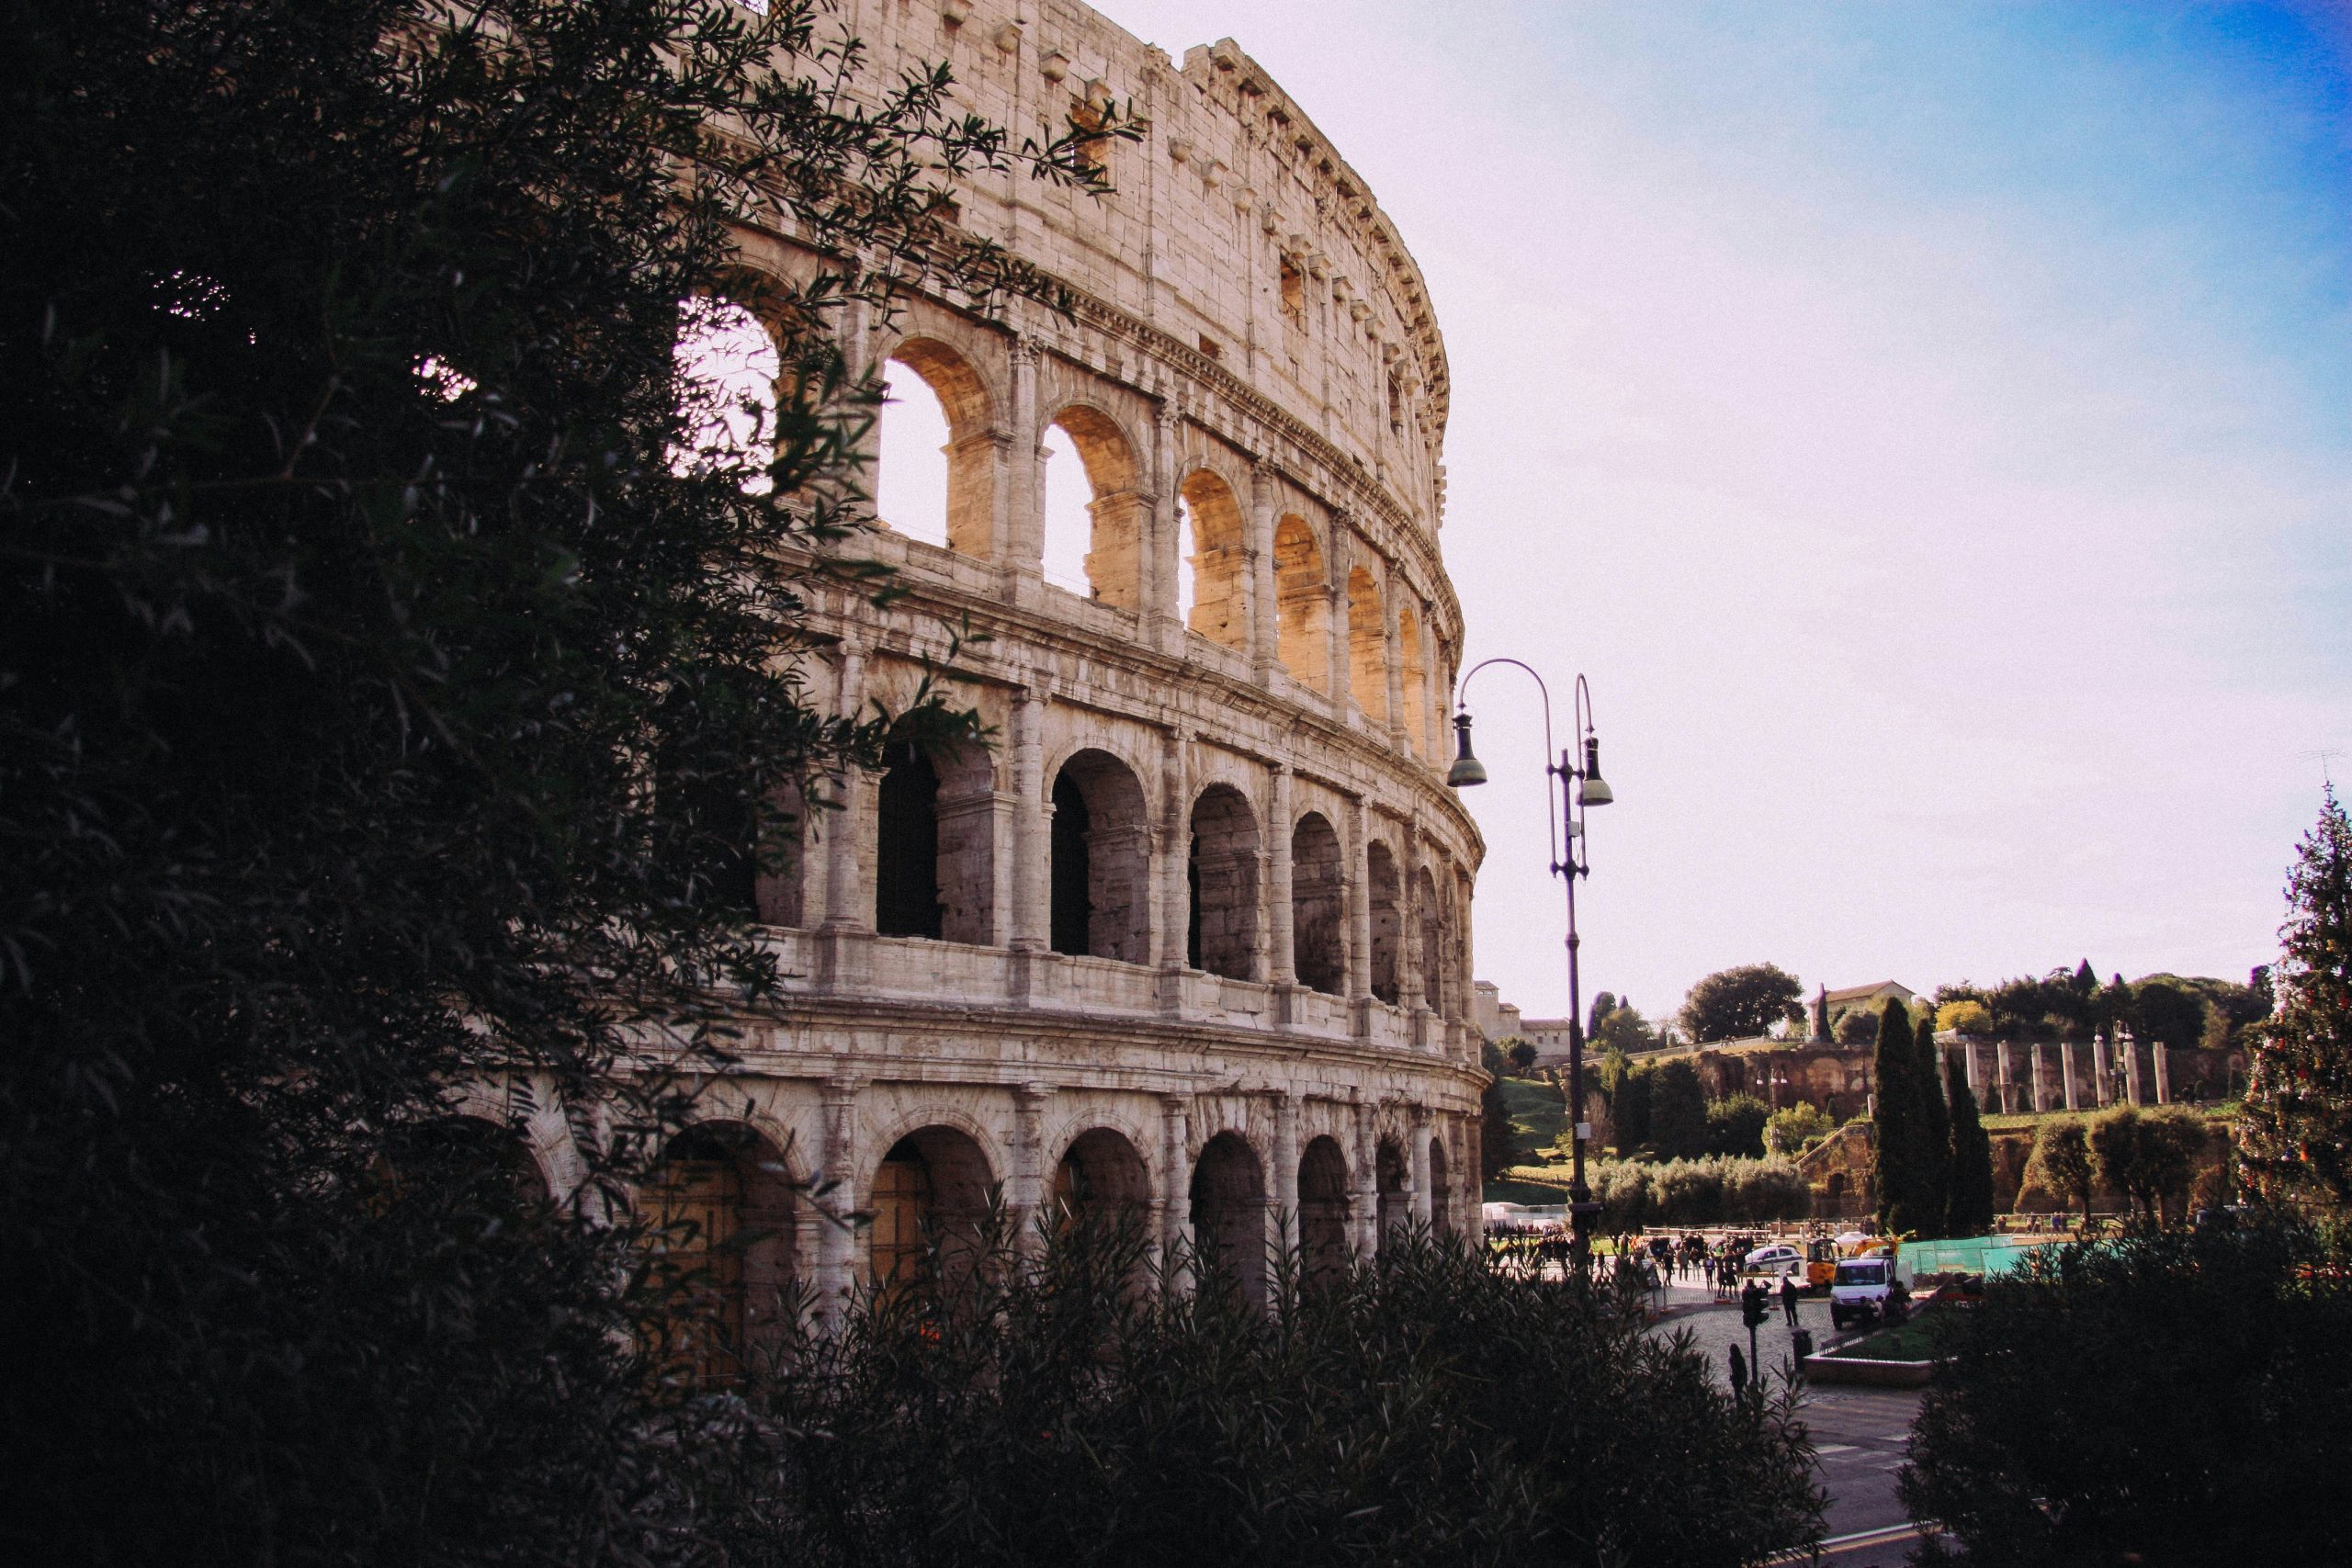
673;294;782;491
1375;1135;1410;1248
1188;783;1261;980
1366;840;1401;1005
1417;863;1444;1013
1397;601;1429;757
1042;403;1147;610
1297;1134;1351;1285
1272;513;1330;693
1189;1131;1268;1309
1050;748;1151;964
1347;565;1386;722
874;739;996;943
1178;468;1250;650
879;335;997;557
868;1122;996;1292
1053;1126;1152;1236
1428;1133;1453;1239
642;1120;799;1387
1290;810;1345;996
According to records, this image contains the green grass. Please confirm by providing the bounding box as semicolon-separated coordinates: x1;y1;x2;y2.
1484;1175;1574;1204
1499;1076;1566;1157
1826;1317;1948;1361
1981;1102;2235;1133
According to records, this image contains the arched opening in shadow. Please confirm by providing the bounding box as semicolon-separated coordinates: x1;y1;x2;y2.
875;741;995;943
1042;406;1145;608
1178;470;1248;650
1347;565;1386;722
1375;1136;1410;1251
643;1122;797;1387
1188;784;1260;980
1189;1132;1267;1309
1366;840;1400;1005
673;295;779;492
877;339;995;555
1417;864;1444;1014
1428;1134;1453;1240
376;1115;549;1211
1053;1127;1151;1242
1290;811;1345;996
1272;514;1329;693
1049;750;1150;964
870;1125;994;1295
1297;1134;1351;1286
1397;601;1428;757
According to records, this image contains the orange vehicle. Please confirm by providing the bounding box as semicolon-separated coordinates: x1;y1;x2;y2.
1803;1236;1839;1293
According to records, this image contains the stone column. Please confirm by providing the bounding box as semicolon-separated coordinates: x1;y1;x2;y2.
1002;335;1042;606
1348;1099;1378;1258
1325;518;1352;719
1266;765;1296;986
819;646;867;932
1249;459;1280;682
2062;1040;2079;1111
1010;1082;1052;1259
1408;1108;1434;1228
2153;1041;2171;1105
1150;401;1185;654
1160;1095;1193;1294
1996;1041;2013;1114
1963;1037;1980;1096
1397;824;1426;1014
1344;796;1374;1025
2094;1033;2113;1107
814;1074;862;1334
2124;1030;2144;1107
1381;570;1407;750
1271;1090;1300;1260
1009;685;1048;952
2030;1043;2049;1113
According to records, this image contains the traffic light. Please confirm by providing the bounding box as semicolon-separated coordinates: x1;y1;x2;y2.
1741;1285;1769;1329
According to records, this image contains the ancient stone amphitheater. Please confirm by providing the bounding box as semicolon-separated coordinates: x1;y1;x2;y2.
492;0;1486;1347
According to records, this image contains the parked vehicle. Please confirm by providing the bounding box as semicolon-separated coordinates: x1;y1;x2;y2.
1743;1242;1804;1277
1804;1235;1840;1293
1828;1252;1916;1330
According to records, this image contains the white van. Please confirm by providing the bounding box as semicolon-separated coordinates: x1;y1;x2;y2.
1827;1252;1915;1330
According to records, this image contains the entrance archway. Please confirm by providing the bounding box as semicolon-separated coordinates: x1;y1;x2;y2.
1189;1132;1268;1309
1297;1134;1351;1285
869;1125;995;1294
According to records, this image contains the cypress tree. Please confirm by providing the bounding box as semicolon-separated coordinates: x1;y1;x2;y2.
1947;1055;1997;1235
1872;999;1925;1235
1915;1010;1951;1238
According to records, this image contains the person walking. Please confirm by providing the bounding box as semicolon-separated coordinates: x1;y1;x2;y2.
1780;1270;1801;1327
1727;1342;1748;1398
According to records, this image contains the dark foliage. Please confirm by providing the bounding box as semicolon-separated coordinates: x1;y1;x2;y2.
1649;1056;1709;1158
0;2;1105;1562
754;1219;1825;1568
1914;1011;1951;1233
1903;1224;2352;1566
1678;962;1804;1043
1872;1000;1932;1236
1944;1058;1996;1236
2240;788;2352;1208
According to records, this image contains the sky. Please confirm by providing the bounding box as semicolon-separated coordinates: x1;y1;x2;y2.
1079;0;2352;1031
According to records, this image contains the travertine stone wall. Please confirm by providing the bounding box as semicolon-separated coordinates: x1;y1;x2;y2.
499;0;1487;1340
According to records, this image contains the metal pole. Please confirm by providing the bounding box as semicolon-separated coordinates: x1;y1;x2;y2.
1562;748;1591;1278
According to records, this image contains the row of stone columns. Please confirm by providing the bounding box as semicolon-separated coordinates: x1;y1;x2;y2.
1955;1033;2169;1116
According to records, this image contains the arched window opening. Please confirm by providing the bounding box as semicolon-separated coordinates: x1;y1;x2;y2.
1290;811;1345;996
1375;1137;1410;1250
1189;1132;1267;1310
644;1123;797;1388
1417;865;1444;1015
1366;840;1401;1006
876;339;996;556
1178;470;1248;650
1297;1135;1351;1286
1042;407;1145;609
673;296;779;492
375;1117;548;1212
1054;1128;1151;1240
1397;603;1428;758
1188;784;1260;980
1049;750;1150;964
1347;566;1386;723
754;781;807;928
876;743;941;940
870;1126;993;1295
1272;514;1329;693
1428;1135;1453;1240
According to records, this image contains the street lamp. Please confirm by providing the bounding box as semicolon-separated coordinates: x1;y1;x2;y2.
1447;661;1612;1277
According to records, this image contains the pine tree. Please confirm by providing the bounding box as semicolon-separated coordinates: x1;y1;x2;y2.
1915;1011;1951;1238
1947;1056;1997;1235
1873;999;1927;1235
2238;788;2352;1209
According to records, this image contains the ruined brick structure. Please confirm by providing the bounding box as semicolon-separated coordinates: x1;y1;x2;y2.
475;0;1487;1340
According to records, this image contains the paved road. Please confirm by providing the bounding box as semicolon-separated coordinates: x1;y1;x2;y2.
1642;1276;1929;1566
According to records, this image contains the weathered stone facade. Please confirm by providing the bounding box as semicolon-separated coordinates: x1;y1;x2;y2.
486;0;1487;1340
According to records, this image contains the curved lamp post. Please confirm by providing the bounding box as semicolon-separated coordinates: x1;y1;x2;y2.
1447;661;1611;1276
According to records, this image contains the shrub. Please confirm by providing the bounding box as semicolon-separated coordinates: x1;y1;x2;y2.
760;1219;1826;1568
1903;1224;2352;1565
1587;1157;1812;1228
1703;1093;1770;1157
1764;1102;1834;1156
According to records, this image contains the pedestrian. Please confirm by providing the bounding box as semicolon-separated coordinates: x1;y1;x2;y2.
1728;1342;1747;1397
1780;1269;1800;1327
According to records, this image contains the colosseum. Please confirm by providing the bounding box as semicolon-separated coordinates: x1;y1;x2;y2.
491;0;1487;1344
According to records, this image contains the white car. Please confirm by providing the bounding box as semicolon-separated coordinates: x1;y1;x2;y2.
1743;1242;1803;1276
